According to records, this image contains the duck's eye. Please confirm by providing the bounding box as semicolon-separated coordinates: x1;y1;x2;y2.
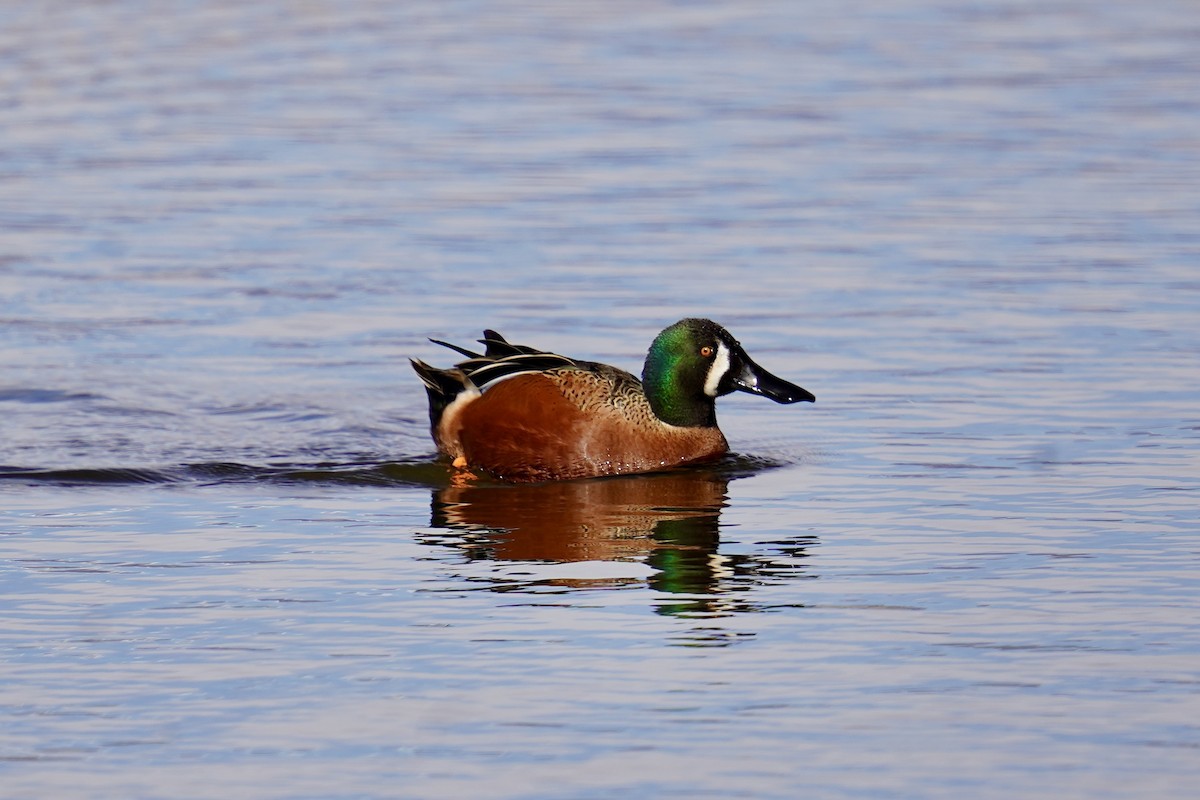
700;346;714;358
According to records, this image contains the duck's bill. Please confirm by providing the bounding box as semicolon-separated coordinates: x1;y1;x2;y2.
731;356;815;404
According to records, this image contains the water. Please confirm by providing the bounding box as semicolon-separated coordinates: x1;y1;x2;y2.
2;1;1198;797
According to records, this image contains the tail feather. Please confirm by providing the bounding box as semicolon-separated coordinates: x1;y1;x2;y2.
479;329;548;358
409;358;469;436
412;329;577;441
429;338;482;359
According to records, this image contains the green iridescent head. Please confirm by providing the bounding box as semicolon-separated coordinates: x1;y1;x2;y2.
641;318;814;428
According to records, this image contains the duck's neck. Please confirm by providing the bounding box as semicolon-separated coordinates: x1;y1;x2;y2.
643;371;718;428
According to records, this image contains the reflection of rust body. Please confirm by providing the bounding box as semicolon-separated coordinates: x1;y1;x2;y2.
434;471;727;563
426;467;817;615
449;372;727;483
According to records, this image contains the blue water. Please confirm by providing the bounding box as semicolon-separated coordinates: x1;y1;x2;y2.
2;2;1198;798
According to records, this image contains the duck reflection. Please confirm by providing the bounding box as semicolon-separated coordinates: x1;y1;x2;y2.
425;467;809;615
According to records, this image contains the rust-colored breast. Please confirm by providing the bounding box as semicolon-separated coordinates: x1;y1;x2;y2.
450;370;727;482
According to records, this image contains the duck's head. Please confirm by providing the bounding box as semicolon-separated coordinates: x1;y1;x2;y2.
642;318;815;428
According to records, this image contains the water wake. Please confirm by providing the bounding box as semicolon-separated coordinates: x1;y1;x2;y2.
0;452;789;489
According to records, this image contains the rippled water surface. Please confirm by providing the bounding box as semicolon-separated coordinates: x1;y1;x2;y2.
2;2;1198;798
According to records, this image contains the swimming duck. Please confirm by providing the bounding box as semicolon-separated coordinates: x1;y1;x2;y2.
411;318;814;482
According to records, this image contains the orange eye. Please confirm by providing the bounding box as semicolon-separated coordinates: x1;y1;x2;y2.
700;346;714;358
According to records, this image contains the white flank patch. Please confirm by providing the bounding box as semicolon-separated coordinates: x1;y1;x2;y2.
440;383;481;426
703;341;732;397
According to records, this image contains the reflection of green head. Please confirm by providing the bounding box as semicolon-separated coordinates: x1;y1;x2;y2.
642;319;721;428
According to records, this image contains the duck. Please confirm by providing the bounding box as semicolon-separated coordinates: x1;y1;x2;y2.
410;318;814;482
